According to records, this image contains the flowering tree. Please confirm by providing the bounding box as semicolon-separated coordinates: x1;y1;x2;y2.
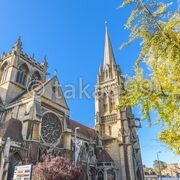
32;155;83;180
118;0;180;154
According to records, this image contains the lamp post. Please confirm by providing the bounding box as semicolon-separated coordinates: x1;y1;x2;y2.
75;127;80;166
157;151;162;180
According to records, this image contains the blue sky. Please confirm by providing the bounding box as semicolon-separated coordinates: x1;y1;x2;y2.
0;0;179;167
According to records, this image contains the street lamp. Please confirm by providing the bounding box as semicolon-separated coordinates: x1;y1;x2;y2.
157;151;162;180
75;127;80;166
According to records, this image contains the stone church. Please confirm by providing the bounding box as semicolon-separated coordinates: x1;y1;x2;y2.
0;27;144;180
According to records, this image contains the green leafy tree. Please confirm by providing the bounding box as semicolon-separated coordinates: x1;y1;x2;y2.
153;160;167;174
118;0;180;154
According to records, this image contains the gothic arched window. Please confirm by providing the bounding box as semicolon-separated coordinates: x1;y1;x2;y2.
32;71;41;81
79;143;88;161
109;125;112;136
16;63;29;86
103;93;108;113
110;91;115;112
97;170;104;180
0;62;9;84
28;71;41;89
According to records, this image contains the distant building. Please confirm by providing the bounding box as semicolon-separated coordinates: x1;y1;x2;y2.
162;163;180;178
0;27;144;180
143;166;158;180
144;174;158;180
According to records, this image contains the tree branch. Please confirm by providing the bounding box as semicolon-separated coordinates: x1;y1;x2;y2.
136;0;164;32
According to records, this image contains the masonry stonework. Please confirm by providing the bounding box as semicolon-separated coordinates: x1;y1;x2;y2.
0;28;144;180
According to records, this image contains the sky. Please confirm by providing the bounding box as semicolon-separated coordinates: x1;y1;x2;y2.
0;0;179;167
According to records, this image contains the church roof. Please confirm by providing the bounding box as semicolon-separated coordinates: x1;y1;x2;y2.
0;118;23;142
9;76;69;110
97;149;114;163
10;77;54;102
68;119;98;139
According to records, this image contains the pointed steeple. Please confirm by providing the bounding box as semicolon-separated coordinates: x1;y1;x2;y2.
103;25;116;68
12;36;23;54
41;56;48;73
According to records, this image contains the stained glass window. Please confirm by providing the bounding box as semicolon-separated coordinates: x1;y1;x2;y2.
41;113;61;144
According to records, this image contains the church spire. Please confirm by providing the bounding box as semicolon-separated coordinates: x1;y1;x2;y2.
103;25;116;68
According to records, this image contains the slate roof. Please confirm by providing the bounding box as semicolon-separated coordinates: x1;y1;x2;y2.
97;149;114;163
0;118;23;142
68;119;98;139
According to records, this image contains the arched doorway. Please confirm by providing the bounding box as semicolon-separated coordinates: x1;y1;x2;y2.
8;152;22;179
97;170;104;180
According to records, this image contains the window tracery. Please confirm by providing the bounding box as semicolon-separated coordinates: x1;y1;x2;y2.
103;93;108;113
41;113;62;145
16;63;29;86
0;62;8;84
28;71;41;89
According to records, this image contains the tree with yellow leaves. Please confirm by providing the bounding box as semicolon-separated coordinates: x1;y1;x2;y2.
118;0;180;154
